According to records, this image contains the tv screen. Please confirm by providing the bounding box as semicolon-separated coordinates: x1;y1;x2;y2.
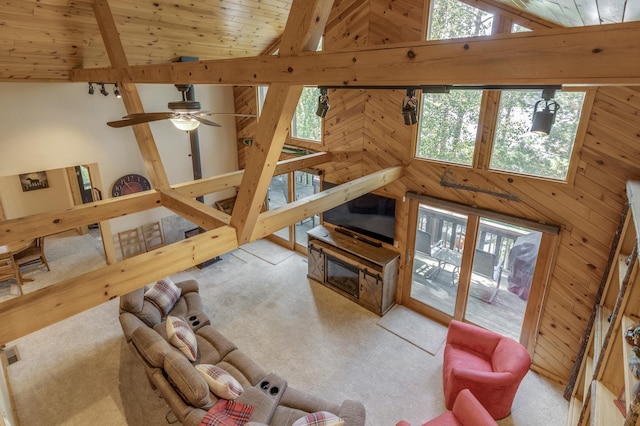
322;181;396;245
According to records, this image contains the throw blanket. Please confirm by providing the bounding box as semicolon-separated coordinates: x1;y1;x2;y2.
199;399;255;426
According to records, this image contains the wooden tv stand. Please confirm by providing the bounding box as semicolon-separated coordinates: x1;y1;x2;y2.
306;225;399;315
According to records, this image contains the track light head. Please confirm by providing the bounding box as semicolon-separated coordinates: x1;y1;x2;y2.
316;88;330;118
531;89;560;135
88;83;95;95
99;83;109;96
114;84;121;98
402;89;418;126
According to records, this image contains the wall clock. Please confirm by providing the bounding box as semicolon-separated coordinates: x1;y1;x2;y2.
111;174;151;197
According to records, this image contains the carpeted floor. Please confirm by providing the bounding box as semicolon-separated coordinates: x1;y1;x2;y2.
4;231;569;425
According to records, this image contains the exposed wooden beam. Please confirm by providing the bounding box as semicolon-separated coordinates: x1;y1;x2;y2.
0;191;162;246
230;0;334;244
171;152;332;199
160;191;230;229
0;226;238;345
92;0;170;190
70;21;640;86
251;165;404;241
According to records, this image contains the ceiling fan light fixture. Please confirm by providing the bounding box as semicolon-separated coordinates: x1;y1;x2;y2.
170;116;200;131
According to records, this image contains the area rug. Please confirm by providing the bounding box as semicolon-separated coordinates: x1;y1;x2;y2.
377;305;448;355
239;239;295;265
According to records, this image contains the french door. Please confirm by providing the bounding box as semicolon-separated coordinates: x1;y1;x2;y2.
403;198;557;346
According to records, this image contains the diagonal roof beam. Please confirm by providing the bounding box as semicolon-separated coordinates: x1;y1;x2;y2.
230;0;335;244
70;21;640;86
92;0;170;190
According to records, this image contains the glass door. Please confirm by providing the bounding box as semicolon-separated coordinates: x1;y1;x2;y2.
293;171;320;248
406;200;552;344
411;205;468;316
267;174;290;242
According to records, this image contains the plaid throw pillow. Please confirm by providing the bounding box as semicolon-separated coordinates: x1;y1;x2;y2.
144;277;181;316
199;399;254;426
196;364;244;400
292;411;344;426
166;315;198;361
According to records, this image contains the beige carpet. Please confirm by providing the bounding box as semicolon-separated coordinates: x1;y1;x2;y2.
4;232;569;426
377;305;448;355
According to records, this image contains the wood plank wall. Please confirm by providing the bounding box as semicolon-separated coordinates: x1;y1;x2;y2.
232;0;640;384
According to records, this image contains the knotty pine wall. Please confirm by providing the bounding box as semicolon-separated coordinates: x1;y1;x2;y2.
233;0;640;384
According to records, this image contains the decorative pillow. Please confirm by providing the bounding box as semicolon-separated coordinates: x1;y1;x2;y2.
292;412;344;426
195;364;244;400
166;315;198;361
144;277;181;316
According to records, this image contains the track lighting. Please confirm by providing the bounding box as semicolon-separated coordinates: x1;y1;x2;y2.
99;83;109;96
88;83;95;95
316;88;330;118
114;84;121;98
402;89;418;126
531;88;560;135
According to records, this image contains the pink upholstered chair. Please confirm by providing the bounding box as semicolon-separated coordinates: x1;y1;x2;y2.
395;389;497;426
442;320;531;420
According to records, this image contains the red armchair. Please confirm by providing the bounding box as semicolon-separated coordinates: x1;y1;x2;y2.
442;320;531;420
395;389;497;426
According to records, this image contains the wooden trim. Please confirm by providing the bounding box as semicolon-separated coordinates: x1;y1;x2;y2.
70;22;640;86
454;215;479;320
565;88;598;186
406;192;560;235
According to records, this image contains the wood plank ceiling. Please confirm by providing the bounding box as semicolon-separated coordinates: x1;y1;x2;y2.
1;0;639;82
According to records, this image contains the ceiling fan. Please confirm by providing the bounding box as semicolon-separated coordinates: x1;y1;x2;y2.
107;84;255;131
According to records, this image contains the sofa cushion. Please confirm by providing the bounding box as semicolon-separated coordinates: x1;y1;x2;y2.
292;411;344;426
167;315;198;361
196;364;244;400
120;287;145;313
131;325;175;368
145;277;181;316
164;351;212;410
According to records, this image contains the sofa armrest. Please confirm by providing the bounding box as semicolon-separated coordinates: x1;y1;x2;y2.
176;279;199;294
338;400;366;426
448;367;514;388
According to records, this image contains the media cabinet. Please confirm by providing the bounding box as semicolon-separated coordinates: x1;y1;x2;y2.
307;225;399;315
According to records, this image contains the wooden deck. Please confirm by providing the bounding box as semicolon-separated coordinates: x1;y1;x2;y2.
411;258;526;340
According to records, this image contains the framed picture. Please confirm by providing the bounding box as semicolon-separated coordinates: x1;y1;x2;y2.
19;171;49;192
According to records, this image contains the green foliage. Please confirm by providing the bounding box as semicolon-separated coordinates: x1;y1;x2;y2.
429;0;493;40
490;91;585;179
292;87;322;141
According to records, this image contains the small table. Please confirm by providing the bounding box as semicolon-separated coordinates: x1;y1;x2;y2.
430;246;462;286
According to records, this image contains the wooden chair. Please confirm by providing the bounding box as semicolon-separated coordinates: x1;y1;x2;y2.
0;254;23;295
141;221;166;251
14;237;50;273
118;228;145;259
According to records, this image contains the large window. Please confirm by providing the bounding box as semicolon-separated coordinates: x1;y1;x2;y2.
416;0;587;181
417;91;482;165
490;90;586;180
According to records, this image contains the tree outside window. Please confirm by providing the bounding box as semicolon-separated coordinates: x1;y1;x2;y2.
291;87;322;142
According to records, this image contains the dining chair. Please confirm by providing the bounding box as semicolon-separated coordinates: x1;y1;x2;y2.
14;237;50;273
0;254;23;295
141;221;166;251
118;228;146;259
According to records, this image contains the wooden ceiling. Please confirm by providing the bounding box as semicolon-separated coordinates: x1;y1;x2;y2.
1;0;638;83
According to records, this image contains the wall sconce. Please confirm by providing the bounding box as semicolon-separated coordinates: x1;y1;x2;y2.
114;84;121;98
88;82;95;95
316;88;330;118
531;88;560;135
402;89;418;125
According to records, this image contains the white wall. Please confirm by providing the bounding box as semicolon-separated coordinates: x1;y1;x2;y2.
0;82;239;233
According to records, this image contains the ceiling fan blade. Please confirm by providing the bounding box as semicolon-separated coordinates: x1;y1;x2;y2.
107;112;175;128
194;116;222;127
199;112;258;118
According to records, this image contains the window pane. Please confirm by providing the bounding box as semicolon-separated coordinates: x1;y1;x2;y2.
416;91;482;165
292;87;322;142
429;0;493;40
490;90;585;180
268;174;289;239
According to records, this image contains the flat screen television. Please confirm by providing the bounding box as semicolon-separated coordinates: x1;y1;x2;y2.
322;181;396;245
